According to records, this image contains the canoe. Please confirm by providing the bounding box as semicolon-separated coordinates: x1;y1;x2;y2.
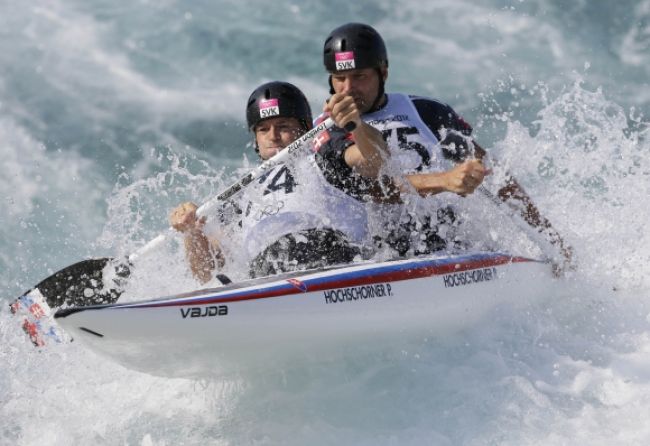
52;251;553;378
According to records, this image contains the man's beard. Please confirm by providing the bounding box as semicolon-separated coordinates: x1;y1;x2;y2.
352;95;369;113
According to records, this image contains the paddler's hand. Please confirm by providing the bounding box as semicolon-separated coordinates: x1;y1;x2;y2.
444;159;491;196
169;202;205;233
324;93;362;132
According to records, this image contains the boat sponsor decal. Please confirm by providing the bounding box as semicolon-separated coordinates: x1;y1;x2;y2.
324;283;393;304
287;278;308;292
259;98;280;119
442;267;498;288
335;51;355;70
180;305;228;319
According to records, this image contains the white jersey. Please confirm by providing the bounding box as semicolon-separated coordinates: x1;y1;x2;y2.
217;155;369;266
361;93;463;253
362;93;452;174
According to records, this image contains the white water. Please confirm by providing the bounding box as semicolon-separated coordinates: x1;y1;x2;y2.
2;0;650;444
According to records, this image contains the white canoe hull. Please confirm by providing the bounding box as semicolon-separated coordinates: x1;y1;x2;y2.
55;252;554;377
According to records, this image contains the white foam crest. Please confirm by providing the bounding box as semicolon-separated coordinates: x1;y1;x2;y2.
94;147;253;300
491;81;649;289
98;148;228;256
0;307;241;446
0;116;110;297
3;282;650;445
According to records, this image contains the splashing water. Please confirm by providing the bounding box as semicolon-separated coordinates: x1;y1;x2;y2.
493;80;650;290
2;1;650;445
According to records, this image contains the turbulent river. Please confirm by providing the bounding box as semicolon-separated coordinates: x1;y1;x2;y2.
1;1;649;444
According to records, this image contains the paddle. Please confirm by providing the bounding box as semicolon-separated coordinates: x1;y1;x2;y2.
12;117;348;311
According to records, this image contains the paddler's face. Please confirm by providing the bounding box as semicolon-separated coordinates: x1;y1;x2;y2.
330;67;386;114
254;117;304;160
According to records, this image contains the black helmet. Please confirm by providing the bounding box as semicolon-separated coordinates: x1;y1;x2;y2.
245;81;313;131
323;23;388;73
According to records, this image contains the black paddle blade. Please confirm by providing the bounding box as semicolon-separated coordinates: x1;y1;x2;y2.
27;258;130;308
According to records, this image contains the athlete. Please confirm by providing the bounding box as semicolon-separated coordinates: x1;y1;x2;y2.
170;81;390;283
319;22;573;272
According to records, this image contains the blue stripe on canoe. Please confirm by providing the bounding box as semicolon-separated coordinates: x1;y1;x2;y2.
107;252;537;310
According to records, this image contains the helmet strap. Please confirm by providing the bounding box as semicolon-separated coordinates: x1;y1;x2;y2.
299;119;312;132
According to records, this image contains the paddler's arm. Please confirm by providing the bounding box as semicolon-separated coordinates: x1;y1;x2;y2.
324;93;390;178
404;159;489;197
169;202;225;284
494;172;574;275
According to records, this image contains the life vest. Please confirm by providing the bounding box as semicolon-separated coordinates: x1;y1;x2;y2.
362;93;455;173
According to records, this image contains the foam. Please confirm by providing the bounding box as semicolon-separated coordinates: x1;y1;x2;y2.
2;1;650;444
